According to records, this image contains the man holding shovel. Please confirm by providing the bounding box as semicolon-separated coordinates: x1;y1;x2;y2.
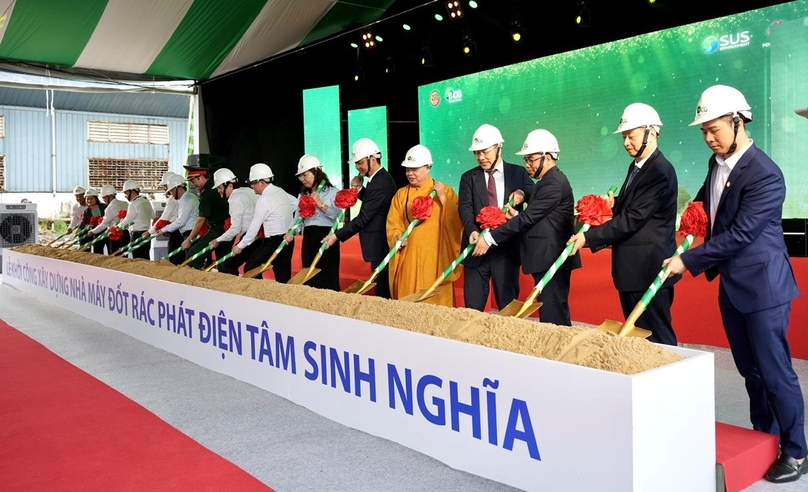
663;85;806;484
183;164;231;269
568;103;679;345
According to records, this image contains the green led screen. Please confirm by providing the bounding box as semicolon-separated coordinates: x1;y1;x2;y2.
303;85;342;188
418;0;808;217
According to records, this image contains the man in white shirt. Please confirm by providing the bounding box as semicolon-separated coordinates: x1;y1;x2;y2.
120;179;155;260
146;175;199;265
147;171;181;253
89;184;128;255
208;168;258;275
233;163;293;281
67;185;88;234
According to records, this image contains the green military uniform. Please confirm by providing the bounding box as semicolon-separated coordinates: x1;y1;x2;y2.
186;176;231;269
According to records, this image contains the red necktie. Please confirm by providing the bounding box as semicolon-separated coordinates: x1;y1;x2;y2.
486;169;498;207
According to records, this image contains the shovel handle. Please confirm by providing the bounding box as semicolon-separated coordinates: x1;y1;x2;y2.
163;236;200;260
48;231;70;246
180;243;214;267
316;209;345;257
205;251;234;272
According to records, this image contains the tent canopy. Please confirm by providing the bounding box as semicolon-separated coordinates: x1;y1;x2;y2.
0;0;395;82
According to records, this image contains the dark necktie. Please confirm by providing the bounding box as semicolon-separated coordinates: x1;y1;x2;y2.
486;169;498;207
625;166;640;189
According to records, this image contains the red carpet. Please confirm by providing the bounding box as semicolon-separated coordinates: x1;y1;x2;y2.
287;236;808;359
716;422;779;492
0;319;273;492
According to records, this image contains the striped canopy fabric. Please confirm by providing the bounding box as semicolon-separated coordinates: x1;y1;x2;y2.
0;0;394;81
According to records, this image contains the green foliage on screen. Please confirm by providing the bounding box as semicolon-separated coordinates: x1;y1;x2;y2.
418;1;808;217
303;85;342;188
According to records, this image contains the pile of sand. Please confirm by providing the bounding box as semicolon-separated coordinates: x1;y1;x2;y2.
14;245;684;374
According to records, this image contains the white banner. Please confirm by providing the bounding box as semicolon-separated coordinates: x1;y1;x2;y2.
3;250;715;492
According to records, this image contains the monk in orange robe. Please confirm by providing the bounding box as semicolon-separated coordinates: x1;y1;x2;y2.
386;144;463;306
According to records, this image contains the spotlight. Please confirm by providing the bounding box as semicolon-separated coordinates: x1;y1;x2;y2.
575;1;593;27
510;17;524;43
468;0;478;7
446;1;463;20
462;32;476;56
375;35;384;42
350;42;359;49
354;64;365;82
360;30;376;49
435;13;444;21
403;23;411;31
420;44;434;67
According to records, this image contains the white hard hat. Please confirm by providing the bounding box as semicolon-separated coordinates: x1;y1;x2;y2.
73;185;86;195
100;184;117;197
690;85;752;126
515;129;560;157
212;168;238;188
614;103;663;134
166;174;187;192
249;163;274;182
349;138;381;163
468;124;504;151
158;171;178;186
84;187;100;197
122;180;140;192
401;144;433;168
296;154;322;175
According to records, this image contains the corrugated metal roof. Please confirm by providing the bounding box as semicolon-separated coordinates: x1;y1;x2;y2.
0;86;189;118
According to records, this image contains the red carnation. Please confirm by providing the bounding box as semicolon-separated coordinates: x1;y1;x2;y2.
576;194;612;226
411;195;434;221
224;218;231;231
199;223;209;237
108;226;123;241
89;216;104;227
299;195;317;218
335;188;359;209
679;201;708;238
154;219;171;231
117;210;127;220
476;206;507;230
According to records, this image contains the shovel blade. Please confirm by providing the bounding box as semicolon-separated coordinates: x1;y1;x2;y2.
399;289;441;303
343;279;374;295
288;267;321;285
597;320;653;339
243;265;269;279
596;319;623;334
498;300;542;319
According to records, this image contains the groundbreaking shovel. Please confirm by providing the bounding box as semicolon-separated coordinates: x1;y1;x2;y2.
399;198;517;303
204;251;234;272
344;190;437;295
114;233;157;257
47;230;71;246
499;185;618;318
288;209;346;285
179;242;215;268
80;221;131;252
597;233;697;338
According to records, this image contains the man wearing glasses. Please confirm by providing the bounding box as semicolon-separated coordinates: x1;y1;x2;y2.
473;129;580;325
459;124;534;312
322;138;397;298
183;164;231;269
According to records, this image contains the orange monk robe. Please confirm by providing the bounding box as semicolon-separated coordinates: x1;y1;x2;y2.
386;176;463;306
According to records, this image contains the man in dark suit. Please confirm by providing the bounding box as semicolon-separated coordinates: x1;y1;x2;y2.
460;124;535;311
323;138;397;298
473;129;580;325
664;85;806;483
569;103;679;345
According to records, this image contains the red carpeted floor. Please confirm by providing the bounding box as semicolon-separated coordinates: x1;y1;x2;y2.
0;319;273;492
285;236;808;360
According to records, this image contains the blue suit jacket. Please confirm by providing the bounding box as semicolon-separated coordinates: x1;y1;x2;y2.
681;144;799;313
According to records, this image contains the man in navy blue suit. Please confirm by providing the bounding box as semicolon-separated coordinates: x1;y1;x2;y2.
665;85;806;483
323;138;397;298
459;124;534;311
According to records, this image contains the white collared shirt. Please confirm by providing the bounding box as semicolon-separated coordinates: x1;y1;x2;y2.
237;184;293;249
162;191;199;234
92;199;128;234
120;195;154;232
710;140;753;228
218;187;258;243
69;203;87;229
487;159;505;206
148;196;178;235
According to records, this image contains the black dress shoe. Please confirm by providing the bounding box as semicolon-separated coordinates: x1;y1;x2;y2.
764;454;808;483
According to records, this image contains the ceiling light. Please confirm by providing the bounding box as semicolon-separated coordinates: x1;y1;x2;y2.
361;30;376;49
469;1;478;8
446;1;463;20
403;23;411;31
435;13;444;21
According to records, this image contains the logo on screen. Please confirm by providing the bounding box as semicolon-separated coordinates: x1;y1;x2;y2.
429;89;441;107
446;88;463;103
703;31;751;53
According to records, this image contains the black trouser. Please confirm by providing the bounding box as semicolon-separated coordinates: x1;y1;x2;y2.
129;230;150;260
243;235;293;282
369;257;391;299
464;248;520;311
167;230;186;265
302;225;340;291
108;230;130;257
219;238;262;275
532;270;573;326
619;285;677;345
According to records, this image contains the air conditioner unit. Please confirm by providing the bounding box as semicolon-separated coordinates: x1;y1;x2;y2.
0;203;39;273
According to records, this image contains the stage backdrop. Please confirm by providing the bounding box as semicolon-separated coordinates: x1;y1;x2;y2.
418;0;808;218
